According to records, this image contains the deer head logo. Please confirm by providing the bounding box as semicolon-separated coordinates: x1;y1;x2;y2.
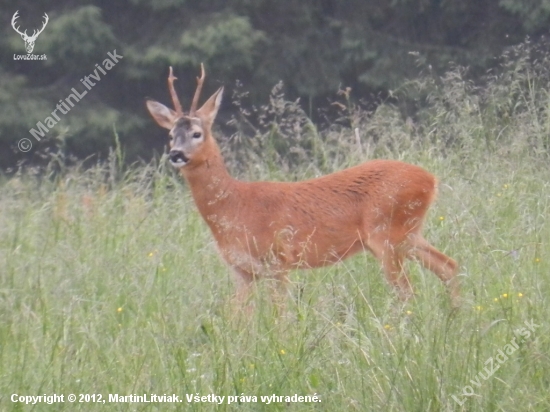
11;11;49;54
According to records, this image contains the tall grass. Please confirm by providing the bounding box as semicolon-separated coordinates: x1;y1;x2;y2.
1;42;549;411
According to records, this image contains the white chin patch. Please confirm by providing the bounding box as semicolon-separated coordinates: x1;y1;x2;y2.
170;159;187;168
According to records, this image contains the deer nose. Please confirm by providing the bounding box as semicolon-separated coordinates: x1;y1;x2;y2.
169;149;189;165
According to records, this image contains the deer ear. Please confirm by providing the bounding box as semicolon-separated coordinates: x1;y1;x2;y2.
146;100;177;130
196;87;223;126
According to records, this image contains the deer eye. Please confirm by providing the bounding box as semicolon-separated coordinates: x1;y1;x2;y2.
192;132;202;139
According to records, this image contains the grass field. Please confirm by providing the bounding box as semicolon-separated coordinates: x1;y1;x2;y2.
1;49;550;411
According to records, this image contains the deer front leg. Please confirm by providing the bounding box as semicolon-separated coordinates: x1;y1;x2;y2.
269;270;291;315
230;267;256;314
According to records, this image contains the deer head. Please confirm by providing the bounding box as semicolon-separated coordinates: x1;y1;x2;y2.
146;65;224;169
12;11;49;54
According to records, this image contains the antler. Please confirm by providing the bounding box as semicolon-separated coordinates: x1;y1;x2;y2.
167;64;205;116
11;11;26;37
11;11;49;40
168;66;183;115
29;13;49;41
189;63;205;116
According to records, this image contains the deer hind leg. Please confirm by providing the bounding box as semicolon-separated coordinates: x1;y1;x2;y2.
408;234;460;306
368;238;414;301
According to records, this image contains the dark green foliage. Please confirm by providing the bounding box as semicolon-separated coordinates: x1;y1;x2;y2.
41;6;117;72
500;0;550;31
1;0;550;169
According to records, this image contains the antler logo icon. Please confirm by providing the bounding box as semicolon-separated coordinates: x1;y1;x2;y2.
12;11;49;54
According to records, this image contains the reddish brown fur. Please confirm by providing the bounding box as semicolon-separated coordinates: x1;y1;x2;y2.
146;67;459;307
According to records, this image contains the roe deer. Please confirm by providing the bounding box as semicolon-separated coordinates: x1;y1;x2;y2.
146;65;459;307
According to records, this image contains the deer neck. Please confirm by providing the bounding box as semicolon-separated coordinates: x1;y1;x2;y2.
181;141;237;220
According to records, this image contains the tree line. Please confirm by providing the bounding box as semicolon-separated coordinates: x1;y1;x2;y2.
1;0;549;168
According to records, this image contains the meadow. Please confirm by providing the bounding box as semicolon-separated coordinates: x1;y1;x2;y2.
1;45;549;411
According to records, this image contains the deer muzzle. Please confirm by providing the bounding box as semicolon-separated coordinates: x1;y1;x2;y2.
169;149;189;167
